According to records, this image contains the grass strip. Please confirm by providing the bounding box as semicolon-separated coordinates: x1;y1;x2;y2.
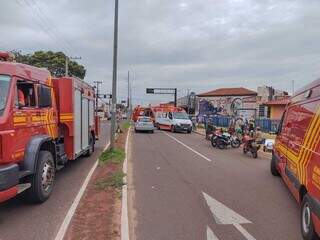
99;148;125;165
95;171;126;190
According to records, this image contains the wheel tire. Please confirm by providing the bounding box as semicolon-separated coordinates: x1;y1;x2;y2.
271;156;280;176
231;140;241;148
135;128;138;133
211;137;217;147
301;195;319;240
151;130;154;133
171;125;175;133
85;134;94;157
252;151;258;158
26;151;55;203
187;130;192;134
217;140;226;149
156;123;160;130
243;147;248;154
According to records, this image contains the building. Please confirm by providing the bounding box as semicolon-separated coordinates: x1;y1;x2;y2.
257;86;289;119
197;87;258;116
264;97;290;120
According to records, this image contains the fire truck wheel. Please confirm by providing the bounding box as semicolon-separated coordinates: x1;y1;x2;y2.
27;151;55;203
301;195;319;240
270;157;280;176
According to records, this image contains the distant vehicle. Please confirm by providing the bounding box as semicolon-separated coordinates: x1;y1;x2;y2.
122;112;128;120
242;134;261;158
271;79;320;240
97;109;105;118
156;109;192;133
135;117;154;133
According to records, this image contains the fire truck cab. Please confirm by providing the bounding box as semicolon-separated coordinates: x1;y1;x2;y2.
0;52;98;203
272;78;320;240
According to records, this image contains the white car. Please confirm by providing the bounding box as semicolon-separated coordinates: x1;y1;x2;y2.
135;117;154;133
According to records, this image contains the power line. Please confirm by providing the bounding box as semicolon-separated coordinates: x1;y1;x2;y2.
28;0;73;49
14;0;72;53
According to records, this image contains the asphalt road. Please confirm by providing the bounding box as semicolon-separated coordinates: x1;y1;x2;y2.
128;129;301;240
0;121;110;240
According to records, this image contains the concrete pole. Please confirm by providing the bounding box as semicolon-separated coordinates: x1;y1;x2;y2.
110;0;119;150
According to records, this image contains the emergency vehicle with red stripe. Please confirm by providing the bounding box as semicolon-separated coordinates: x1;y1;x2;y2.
272;78;320;240
0;51;99;203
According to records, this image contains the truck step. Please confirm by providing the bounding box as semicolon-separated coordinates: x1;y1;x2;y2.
17;183;31;194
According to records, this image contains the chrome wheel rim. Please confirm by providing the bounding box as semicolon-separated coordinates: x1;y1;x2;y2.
41;160;55;192
302;202;311;234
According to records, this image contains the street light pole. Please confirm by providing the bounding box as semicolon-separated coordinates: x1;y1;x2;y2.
94;81;102;114
110;0;119;150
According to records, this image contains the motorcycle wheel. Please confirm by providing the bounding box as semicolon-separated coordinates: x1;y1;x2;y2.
252;151;258;158
231;139;241;148
211;137;217;147
243;147;248;154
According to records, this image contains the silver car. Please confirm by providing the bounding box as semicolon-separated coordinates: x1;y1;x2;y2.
135;117;154;133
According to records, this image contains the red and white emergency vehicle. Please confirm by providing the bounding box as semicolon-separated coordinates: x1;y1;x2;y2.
272;78;320;240
0;52;99;203
153;104;192;133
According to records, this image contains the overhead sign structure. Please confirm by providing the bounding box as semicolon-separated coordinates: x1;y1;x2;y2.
146;87;178;106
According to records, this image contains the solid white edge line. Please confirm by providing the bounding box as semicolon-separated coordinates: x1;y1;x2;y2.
54;142;110;240
121;127;131;240
163;132;212;162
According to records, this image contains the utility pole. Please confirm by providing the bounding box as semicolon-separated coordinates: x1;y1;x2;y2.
292;80;295;95
110;0;119;150
94;81;102;114
127;70;130;109
65;56;81;77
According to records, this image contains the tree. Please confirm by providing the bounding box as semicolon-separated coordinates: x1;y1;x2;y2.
14;51;86;79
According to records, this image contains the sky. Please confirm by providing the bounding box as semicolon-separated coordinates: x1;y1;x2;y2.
1;0;320;105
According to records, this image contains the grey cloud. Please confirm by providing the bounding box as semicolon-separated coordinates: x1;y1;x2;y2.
1;0;320;105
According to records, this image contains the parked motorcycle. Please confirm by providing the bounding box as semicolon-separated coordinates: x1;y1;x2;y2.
242;134;261;158
212;132;241;149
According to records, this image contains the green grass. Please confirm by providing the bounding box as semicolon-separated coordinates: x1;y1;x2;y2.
121;121;131;130
95;171;126;190
99;148;125;165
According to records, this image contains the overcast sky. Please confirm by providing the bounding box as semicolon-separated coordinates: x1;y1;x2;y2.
1;0;320;105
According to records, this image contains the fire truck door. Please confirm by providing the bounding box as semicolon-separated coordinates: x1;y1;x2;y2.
74;89;82;155
81;97;89;149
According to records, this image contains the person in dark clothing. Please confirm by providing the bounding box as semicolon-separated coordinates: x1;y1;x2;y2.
205;119;215;140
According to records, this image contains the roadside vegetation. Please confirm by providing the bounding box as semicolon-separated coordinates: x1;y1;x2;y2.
121;121;131;130
95;171;126;190
99;148;125;165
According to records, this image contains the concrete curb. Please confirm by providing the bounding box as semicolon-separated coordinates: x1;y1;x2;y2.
121;127;131;240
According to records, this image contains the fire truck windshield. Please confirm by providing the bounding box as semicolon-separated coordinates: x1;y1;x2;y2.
0;75;11;116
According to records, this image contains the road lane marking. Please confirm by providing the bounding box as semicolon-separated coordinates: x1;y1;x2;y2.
54;142;110;240
203;192;256;240
121;127;131;240
163;132;212;162
234;224;256;240
207;226;220;240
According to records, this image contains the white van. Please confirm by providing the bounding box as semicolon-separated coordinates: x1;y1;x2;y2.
156;111;192;133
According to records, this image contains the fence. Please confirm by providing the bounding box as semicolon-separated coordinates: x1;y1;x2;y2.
202;115;280;133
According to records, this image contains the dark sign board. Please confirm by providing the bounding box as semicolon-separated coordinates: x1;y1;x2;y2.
146;88;154;94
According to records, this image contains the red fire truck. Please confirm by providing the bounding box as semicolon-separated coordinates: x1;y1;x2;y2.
272;78;320;240
0;52;99;203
